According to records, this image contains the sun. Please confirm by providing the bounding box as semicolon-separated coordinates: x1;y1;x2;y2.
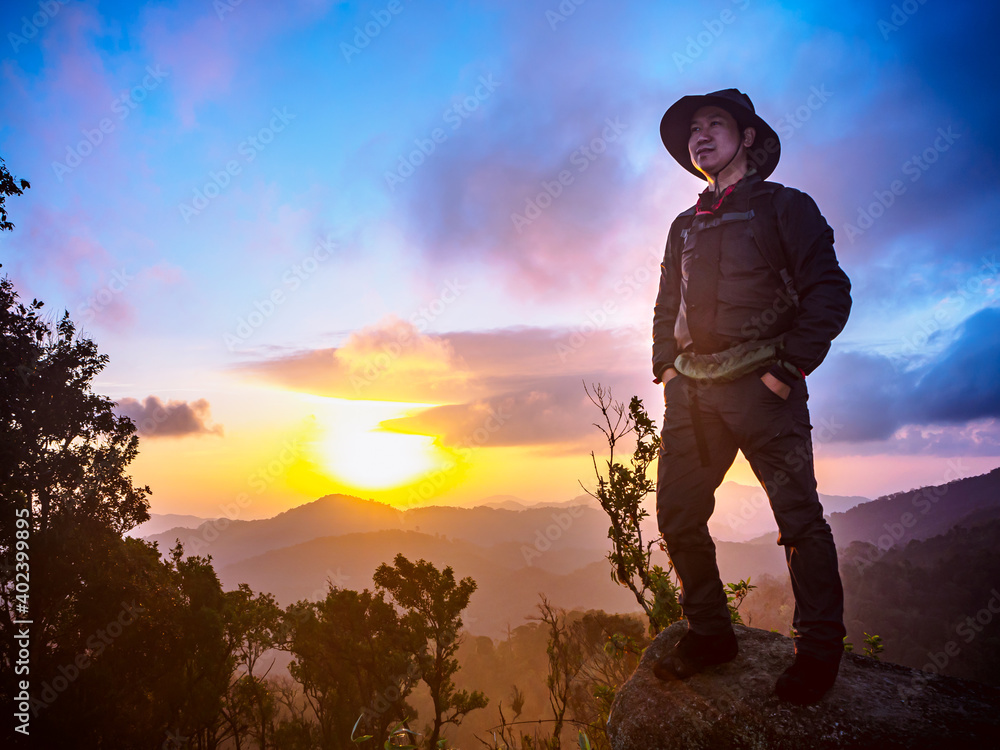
310;398;444;491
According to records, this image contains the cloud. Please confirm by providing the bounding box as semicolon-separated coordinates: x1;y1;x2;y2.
378;380;599;449
375;3;683;300
233;315;651;448
116;396;224;438
234;315;643;398
810;307;1000;453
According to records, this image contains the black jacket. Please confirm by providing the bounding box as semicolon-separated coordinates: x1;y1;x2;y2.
652;176;852;382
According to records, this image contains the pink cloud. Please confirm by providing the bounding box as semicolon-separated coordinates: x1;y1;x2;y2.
232;317;651;448
116;395;224;438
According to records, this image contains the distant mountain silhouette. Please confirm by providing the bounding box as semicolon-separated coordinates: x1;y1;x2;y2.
479;494;602;511
839;516;1000;686
828;466;1000;548
708;481;869;542
146;468;999;641
146;493;611;569
479;494;530;510
127;512;214;539
216;528;637;640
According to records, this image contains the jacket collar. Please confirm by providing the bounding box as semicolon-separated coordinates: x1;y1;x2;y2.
695;168;760;216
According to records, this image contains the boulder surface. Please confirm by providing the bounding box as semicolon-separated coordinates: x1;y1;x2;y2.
607;622;1000;749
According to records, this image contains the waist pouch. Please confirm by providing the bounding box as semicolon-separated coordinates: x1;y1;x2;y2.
674;336;785;383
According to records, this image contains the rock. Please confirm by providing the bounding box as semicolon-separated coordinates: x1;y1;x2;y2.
607;622;1000;749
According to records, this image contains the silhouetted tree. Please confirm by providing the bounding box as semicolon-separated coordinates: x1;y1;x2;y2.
0;276;150;534
534;597;583;750
222;584;284;749
581;383;681;635
285;586;423;749
0;156;29;233
374;554;488;750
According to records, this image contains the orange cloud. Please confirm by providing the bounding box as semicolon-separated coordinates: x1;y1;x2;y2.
233;317;651;449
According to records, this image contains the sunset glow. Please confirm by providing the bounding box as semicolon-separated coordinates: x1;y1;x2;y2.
1;0;995;521
315;402;445;491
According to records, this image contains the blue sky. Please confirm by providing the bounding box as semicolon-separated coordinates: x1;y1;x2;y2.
1;0;998;516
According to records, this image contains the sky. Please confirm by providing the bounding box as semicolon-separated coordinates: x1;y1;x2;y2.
1;0;998;520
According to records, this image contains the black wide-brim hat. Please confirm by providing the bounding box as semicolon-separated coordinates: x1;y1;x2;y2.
660;88;780;180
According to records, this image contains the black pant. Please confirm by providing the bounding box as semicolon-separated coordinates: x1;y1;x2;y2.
656;369;846;661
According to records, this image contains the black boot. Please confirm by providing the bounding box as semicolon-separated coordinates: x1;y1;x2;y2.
652;627;738;681
774;652;841;704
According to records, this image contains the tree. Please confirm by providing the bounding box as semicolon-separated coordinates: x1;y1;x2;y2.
581;383;681;635
0;156;29;233
0;175;242;746
374;554;488;750
582;384;752;639
566;611;646;750
285;586;423;749
0;276;150;534
534;597;583;750
221;584;284;749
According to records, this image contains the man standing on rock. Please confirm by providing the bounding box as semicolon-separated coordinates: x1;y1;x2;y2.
651;89;851;704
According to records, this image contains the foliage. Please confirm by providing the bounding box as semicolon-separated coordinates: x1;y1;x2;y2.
725;578;757;625
284;586;423;749
581;383;681;636
0;276;151;535
374;554;488;749
0;155;29;233
862;632;884;660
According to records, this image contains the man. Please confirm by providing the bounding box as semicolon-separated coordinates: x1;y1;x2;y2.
650;89;851;704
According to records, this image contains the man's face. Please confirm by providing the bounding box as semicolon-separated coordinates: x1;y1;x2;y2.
688;106;751;177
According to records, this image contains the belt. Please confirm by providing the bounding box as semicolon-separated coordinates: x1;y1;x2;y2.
674;335;785;383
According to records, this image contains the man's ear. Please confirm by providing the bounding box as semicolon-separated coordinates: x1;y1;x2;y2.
743;126;756;148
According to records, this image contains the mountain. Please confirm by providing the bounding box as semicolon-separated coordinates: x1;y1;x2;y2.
708;481;870;542
145;493;611;569
828;466;1000;548
478;493;602;511
839;516;1000;686
148;468;1000;643
216;529;638;640
144;493;405;566
127;513;214;538
479;495;530;510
